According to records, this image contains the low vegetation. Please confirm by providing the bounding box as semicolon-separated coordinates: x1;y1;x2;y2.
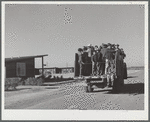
5;75;73;91
5;77;44;91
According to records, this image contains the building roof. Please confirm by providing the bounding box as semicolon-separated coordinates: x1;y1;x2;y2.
38;67;74;69
60;67;74;69
5;54;48;63
39;67;58;69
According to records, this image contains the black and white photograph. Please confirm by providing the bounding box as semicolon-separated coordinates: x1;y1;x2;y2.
1;1;148;121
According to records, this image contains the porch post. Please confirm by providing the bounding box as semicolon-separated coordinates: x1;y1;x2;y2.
42;56;44;75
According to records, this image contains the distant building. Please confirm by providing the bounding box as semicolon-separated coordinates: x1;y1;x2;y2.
127;66;144;70
60;67;74;74
38;67;74;74
39;67;61;74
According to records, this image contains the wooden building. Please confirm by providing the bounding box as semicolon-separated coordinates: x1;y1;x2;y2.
38;67;74;74
60;67;74;74
39;67;61;74
5;54;48;78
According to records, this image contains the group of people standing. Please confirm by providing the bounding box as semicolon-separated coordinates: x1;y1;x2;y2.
77;43;126;77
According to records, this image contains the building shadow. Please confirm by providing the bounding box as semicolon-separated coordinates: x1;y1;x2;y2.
5;88;31;92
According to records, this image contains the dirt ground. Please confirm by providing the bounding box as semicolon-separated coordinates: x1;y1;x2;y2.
5;70;144;110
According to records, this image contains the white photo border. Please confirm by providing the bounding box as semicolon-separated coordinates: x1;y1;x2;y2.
1;1;149;120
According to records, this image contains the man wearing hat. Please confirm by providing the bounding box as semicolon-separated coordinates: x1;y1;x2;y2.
82;46;90;76
102;43;108;47
94;45;99;53
115;44;121;61
120;48;126;59
78;48;84;77
91;50;98;76
100;43;108;75
101;43;116;75
87;44;93;57
87;44;93;75
115;44;120;50
106;43;116;74
112;44;115;50
114;44;124;80
107;43;111;46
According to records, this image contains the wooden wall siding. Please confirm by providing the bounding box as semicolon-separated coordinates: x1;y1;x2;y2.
5;58;35;78
5;62;16;78
26;58;34;77
35;69;40;75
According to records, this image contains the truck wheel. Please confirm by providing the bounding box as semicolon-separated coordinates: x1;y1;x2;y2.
121;75;124;86
124;68;127;79
123;63;127;79
87;85;92;92
112;77;121;93
102;78;107;88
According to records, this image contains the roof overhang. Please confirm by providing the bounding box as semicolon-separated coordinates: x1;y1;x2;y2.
5;54;48;63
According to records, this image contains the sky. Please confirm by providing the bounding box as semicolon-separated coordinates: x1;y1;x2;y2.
5;4;145;68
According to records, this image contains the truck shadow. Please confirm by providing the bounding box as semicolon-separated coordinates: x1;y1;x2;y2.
105;83;144;95
93;89;112;93
45;86;59;89
127;76;138;78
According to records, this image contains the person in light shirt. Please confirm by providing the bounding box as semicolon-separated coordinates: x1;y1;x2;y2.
91;51;98;76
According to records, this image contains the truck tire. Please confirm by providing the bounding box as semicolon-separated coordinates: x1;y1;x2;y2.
112;76;121;93
87;85;93;92
124;67;127;79
123;63;127;79
121;75;124;86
